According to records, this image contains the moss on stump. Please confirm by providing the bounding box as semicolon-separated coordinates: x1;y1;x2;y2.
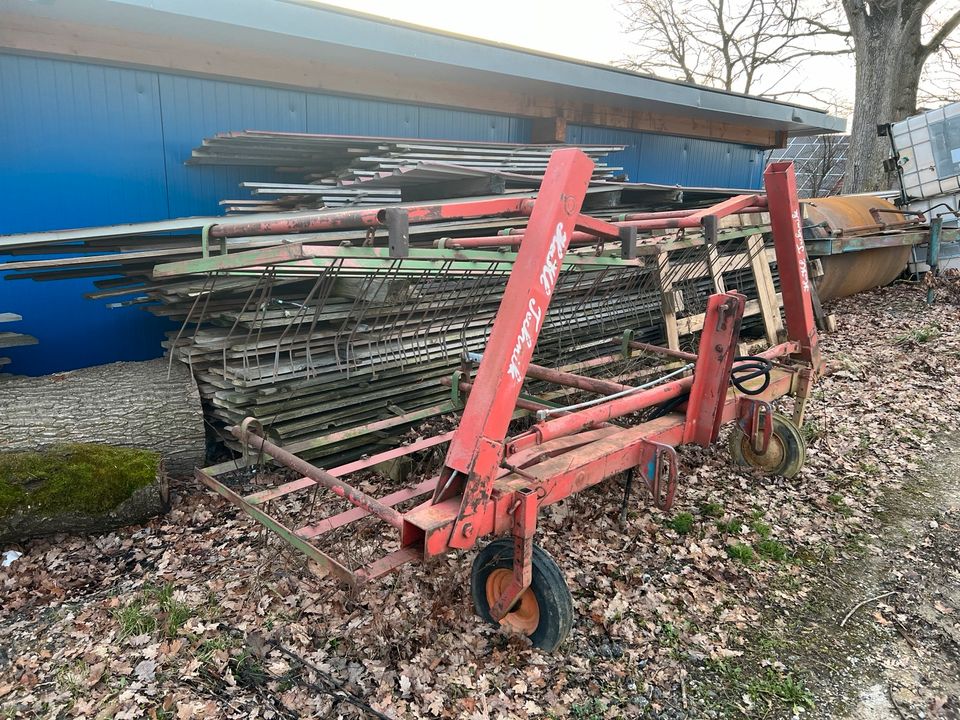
0;444;168;543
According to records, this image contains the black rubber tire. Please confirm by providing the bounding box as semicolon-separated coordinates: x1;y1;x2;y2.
470;538;574;652
729;412;806;478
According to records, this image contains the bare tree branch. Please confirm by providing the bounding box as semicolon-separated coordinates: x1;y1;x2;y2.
922;9;960;59
618;0;851;104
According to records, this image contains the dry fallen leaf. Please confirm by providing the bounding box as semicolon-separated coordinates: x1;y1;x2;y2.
134;659;157;683
86;662;106;688
929;696;948;716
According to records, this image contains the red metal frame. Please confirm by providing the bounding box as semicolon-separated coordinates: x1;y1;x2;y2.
764;162;820;366
210;197;537;239
197;155;821;627
433;148;595;550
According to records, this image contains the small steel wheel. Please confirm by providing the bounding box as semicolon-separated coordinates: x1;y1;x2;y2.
729;412;806;478
470;538;573;652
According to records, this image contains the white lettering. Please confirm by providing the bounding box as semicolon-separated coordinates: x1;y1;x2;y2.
508;222;568;385
539;222;568;295
791;209;811;291
507;298;544;383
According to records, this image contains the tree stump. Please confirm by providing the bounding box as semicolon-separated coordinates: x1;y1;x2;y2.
0;358;205;477
0;444;169;543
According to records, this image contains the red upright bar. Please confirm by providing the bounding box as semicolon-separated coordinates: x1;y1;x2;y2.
763;162;821;366
435;148;595;549
682;293;746;445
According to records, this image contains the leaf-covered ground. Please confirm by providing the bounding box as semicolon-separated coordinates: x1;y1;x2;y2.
1;281;959;719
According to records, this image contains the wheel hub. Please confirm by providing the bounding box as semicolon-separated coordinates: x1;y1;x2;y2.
485;568;540;635
739;433;786;471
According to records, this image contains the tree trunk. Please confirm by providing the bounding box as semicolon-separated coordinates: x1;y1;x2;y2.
0;358;205;477
844;3;924;193
0;444;169;544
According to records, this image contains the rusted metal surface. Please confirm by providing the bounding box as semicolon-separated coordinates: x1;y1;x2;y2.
443;377;557;414
817;246;912;301
802;195;913;300
209;197;536;238
803;195;905;233
628;341;698;362
195;467;357;586
523;361;631;395
436;148;595;550
736;397;774;455
488;488;537;622
229;423;405;530
298;478;437;540
638;441;679;511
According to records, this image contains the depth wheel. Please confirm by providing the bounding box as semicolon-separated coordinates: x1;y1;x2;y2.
729;412;806;478
470;538;573;652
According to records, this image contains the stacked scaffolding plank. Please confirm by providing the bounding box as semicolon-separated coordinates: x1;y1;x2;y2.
189;132;624;213
0;313;37;369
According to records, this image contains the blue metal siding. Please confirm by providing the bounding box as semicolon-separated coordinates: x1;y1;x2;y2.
306;94;418;137
0;55;174;375
418;107;530;142
0;56;169;232
159;75;308;218
568;123;765;188
566;125;643;184
1;53;766;376
638;134;765;188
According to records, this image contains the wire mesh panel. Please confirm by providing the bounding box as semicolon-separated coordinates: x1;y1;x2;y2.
163;223;780;465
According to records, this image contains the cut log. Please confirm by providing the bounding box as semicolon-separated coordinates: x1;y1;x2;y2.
0;444;168;543
0;358;205;477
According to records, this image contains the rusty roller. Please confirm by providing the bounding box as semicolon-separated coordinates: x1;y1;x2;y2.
801;196;911;301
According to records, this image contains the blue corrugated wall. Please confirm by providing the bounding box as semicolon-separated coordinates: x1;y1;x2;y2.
567;124;765;188
0;53;763;375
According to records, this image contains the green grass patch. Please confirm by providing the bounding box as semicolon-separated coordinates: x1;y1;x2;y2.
570;698;606;719
748;669;814;709
148;583;194;637
727;543;755;563
668;512;695;534
801;418;825;444
699;501;724;518
56;660;89;696
114;600;158;639
750;520;772;539
231;649;269;688
895;324;939;345
701;661;814;716
0;444;159;518
195;635;237;664
755;539;790;562
114;583;194;640
716;518;744;534
660;621;680;645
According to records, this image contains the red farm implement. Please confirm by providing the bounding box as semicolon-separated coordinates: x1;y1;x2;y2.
187;151;821;651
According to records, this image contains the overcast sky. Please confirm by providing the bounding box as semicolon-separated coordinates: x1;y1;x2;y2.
319;0;858;120
320;0;637;64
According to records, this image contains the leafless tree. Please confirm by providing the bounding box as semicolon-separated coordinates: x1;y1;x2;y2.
842;1;960;192
810;135;846;196
619;0;960;193
918;27;959;107
618;0;850;99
